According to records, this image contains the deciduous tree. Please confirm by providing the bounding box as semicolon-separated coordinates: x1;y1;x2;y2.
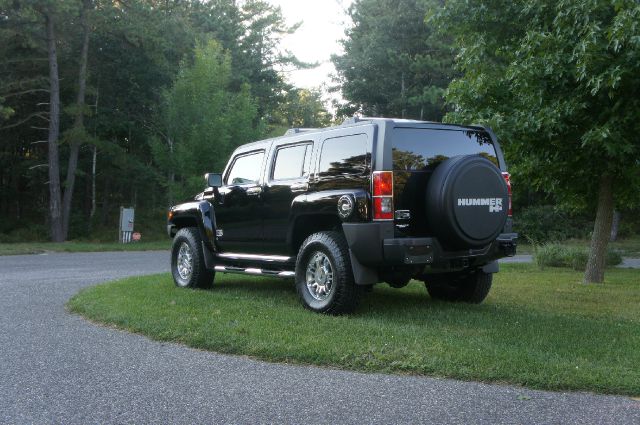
152;40;259;202
333;0;454;120
436;0;640;283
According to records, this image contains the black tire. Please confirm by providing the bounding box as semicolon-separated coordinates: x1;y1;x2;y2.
425;270;492;303
171;227;215;289
295;231;361;314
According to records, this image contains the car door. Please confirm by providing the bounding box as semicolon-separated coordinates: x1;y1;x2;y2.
261;141;313;255
213;149;267;253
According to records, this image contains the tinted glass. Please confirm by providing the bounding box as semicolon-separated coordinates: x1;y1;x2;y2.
272;144;308;180
392;128;498;171
226;151;264;185
319;134;368;176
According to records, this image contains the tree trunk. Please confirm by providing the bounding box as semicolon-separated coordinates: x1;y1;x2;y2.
168;135;175;205
584;175;614;283
100;175;110;226
400;72;406;119
90;145;97;220
62;0;92;239
610;210;620;242
88;83;99;232
45;9;64;242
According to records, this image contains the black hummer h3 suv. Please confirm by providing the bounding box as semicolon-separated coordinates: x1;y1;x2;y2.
167;117;517;314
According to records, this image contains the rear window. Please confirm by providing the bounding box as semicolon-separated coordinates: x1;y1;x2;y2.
392;128;498;171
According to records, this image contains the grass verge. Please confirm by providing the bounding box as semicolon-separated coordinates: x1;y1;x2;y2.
0;240;169;256
67;264;640;396
518;236;640;256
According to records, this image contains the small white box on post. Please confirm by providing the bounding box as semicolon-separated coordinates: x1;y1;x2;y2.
119;207;135;243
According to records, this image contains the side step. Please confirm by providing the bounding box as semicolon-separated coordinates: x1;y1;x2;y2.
214;265;295;279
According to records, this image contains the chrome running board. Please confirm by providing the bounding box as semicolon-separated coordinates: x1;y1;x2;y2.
214;265;295;279
216;252;291;262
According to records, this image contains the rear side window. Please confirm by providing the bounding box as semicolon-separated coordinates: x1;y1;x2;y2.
392;128;498;171
318;134;368;177
272;144;309;180
226;151;264;185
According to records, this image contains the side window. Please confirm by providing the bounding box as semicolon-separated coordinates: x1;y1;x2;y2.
272;144;309;180
226;151;264;185
318;134;368;177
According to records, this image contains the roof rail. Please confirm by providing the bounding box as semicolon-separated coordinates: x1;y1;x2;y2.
284;128;318;136
341;116;364;125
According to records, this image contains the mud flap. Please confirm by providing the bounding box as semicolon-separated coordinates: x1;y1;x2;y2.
349;249;379;285
202;241;216;270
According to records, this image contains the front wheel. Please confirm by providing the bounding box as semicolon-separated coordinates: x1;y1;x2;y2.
295;231;361;314
171;227;215;289
425;270;492;303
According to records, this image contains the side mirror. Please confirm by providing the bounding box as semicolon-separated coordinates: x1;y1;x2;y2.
205;173;222;188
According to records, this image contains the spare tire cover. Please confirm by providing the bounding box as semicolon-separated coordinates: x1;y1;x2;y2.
426;155;508;249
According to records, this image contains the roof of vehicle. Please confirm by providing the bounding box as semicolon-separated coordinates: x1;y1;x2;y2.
233;117;490;153
282;117;487;139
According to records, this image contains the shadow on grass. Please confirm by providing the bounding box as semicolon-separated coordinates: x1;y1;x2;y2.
207;274;486;317
201;274;636;329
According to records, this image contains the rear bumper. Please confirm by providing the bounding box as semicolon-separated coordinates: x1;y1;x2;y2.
343;222;517;269
382;233;517;267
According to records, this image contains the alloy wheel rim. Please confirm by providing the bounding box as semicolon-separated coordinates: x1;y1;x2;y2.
176;242;193;282
305;251;334;301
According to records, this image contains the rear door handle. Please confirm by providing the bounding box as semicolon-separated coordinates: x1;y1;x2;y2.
290;182;308;192
246;186;262;196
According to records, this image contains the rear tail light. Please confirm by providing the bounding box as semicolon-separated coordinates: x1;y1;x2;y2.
502;172;512;217
373;171;393;220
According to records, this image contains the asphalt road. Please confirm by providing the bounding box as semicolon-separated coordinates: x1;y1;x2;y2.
1;251;638;424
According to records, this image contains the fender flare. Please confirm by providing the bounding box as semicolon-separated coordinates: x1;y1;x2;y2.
169;200;217;252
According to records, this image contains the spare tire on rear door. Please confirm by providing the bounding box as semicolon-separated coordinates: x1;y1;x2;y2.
426;155;508;250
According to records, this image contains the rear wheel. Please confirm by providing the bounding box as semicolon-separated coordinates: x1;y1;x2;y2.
425;270;492;303
171;227;215;289
295;231;361;314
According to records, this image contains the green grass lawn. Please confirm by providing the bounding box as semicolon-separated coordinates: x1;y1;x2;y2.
67;263;640;396
0;240;170;256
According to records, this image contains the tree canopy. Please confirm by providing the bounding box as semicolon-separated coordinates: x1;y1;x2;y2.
0;0;330;241
152;40;259;202
435;0;640;282
1;0;639;283
332;0;454;120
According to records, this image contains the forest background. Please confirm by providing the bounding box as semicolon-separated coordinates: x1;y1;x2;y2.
1;0;638;283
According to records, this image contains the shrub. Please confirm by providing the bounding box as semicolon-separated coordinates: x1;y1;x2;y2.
606;249;623;267
534;243;623;271
0;224;49;243
514;205;591;243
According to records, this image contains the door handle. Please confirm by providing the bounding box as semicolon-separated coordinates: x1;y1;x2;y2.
290;182;308;192
246;186;262;196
